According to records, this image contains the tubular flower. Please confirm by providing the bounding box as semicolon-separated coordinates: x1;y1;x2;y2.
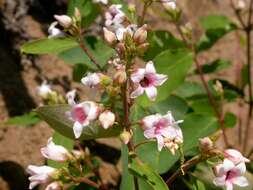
141;111;183;152
99;110;116;129
213;159;248;190
81;72;102;88
224;149;250;165
66;101;100;138
26;165;57;189
131;61;168;101
48;22;65;39
41;137;70;162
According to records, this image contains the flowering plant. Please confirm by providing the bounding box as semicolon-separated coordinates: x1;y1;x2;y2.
20;0;253;189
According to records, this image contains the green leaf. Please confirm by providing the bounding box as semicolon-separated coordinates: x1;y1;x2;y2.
175;82;206;100
36;105;122;140
21;38;78;54
5;112;40;126
128;158;169;190
72;64;89;82
68;0;100;27
58;36;115;70
144;30;185;60
197;15;237;52
195;59;231;74
137;49;194;107
47;132;74;168
224;112;237;128
191;99;215;116
120;144;134;190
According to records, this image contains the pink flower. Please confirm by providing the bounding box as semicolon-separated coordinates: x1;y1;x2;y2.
26;165;56;189
131;61;168;101
105;4;125;31
45;181;62;190
224;149;250;165
67;101;99;138
213;159;248;190
54;15;72;28
41;137;70;162
99;110;115;129
141;111;183;152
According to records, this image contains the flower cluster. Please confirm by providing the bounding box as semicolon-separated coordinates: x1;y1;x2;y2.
27;138;73;189
213;149;249;190
140;111;183;154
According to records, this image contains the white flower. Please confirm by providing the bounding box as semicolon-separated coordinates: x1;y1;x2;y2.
130;61;168;101
224;149;250;165
92;0;108;4
66;89;77;106
66;101;100;138
41;137;70;162
99;110;115;129
115;24;137;41
26;165;56;189
81;73;101;88
141;111;183;152
37;80;53;98
105;4;125;31
48;22;65;39
45;181;62;190
54;15;72;28
213;159;248;190
162;0;177;10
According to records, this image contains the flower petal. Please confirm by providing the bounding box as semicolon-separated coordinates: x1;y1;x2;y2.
131;69;145;83
233;162;246;175
156;135;164;151
131;86;144;99
232;176;248;187
144;128;156;139
73;121;84;138
213;176;226;186
142;114;161;129
154;74;168;86
145;61;156;74
145;86;157;101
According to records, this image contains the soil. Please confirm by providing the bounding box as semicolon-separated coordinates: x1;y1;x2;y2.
0;0;252;189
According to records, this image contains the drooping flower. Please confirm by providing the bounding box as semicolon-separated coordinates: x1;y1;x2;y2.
37;80;53;98
99;110;115;129
41;137;70;162
105;4;126;31
141;111;183;152
131;61;168;101
213;159;248;190
45;181;62;190
54;15;72;28
92;0;108;4
162;0;177;11
66;101;100;138
48;22;65;39
26;165;57;189
224;149;250;165
81;73;101;88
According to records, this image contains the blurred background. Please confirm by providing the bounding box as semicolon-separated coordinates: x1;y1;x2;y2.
0;0;251;189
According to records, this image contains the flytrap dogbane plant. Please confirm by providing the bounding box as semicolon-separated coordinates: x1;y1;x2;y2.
21;0;253;189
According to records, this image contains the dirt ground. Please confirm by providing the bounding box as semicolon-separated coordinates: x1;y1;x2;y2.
0;0;252;189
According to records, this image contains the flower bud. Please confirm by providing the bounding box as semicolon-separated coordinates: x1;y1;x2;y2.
120;130;132;144
116;42;126;55
99;111;115;129
45;181;62;190
199;137;213;152
137;43;149;54
128;3;136;13
103;27;117;46
133;24;148;44
54;15;73;28
81;73;101;88
113;66;127;84
162;0;177;11
214;80;223;94
74;7;81;21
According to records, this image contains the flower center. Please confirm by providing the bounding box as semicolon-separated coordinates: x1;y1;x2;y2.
154;118;168;134
226;170;237;181
72;106;88;124
140;74;155;88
